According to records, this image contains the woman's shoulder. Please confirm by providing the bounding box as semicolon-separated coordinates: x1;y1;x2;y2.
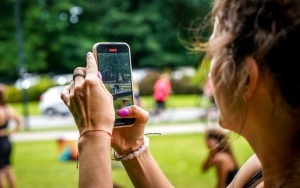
213;152;234;162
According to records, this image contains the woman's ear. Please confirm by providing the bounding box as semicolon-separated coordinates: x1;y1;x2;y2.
243;57;259;101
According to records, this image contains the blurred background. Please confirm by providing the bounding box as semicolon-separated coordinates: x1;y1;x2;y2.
1;0;211;92
1;0;214;119
0;0;254;187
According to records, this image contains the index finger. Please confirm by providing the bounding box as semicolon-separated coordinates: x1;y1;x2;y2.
86;52;98;77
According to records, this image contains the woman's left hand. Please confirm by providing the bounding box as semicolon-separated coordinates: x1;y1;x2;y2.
111;105;149;155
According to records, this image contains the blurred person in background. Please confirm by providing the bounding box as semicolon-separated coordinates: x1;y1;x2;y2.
152;73;172;116
133;82;141;107
200;78;217;121
0;84;22;188
57;133;78;162
201;128;239;188
203;77;215;106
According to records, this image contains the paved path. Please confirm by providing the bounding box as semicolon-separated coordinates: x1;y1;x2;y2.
11;123;207;142
20;107;205;129
11;107;211;142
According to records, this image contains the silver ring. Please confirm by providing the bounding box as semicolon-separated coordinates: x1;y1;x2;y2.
73;72;85;81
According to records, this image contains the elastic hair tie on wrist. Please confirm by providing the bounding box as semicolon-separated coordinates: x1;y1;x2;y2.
77;129;113;168
112;136;150;161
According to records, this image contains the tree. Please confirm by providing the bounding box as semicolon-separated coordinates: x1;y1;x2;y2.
0;0;212;83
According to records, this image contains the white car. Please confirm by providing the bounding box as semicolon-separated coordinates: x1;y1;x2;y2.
39;86;70;116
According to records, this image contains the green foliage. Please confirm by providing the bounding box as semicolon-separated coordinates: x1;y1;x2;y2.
5;75;54;103
171;76;201;94
0;0;213;83
191;58;211;88
139;70;160;95
26;76;54;101
140;94;205;111
6;85;22;103
10;101;40;116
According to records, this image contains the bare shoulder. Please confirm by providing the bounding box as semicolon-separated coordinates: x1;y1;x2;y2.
227;154;261;188
214;152;233;163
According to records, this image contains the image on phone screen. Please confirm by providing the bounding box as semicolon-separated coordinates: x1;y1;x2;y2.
96;43;135;126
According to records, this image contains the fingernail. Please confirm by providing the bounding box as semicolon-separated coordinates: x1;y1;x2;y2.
87;52;92;56
117;108;129;117
97;71;102;79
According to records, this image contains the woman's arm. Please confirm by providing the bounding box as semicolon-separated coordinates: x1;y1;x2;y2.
112;106;173;188
227;154;261;188
61;52;115;188
8;106;22;134
78;131;112;188
121;149;173;188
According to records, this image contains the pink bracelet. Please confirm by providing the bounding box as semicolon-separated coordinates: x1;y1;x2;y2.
112;136;149;161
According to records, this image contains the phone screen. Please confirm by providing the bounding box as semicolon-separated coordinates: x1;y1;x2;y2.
95;43;135;127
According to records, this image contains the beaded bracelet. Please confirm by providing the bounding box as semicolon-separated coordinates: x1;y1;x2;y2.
112;136;149;161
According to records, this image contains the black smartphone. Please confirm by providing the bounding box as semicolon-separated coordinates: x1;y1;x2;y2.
93;42;135;127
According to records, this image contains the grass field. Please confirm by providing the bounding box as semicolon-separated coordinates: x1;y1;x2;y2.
140;94;209;111
10;94;207;116
13;133;253;188
9;94;254;187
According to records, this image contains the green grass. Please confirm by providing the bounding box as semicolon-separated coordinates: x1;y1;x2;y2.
10;94;252;187
139;94;209;111
13;133;253;188
10;94;209;116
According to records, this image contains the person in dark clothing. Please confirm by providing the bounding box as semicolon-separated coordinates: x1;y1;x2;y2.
201;128;239;188
0;84;22;188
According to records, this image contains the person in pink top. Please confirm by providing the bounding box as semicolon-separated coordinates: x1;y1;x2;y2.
153;73;172;116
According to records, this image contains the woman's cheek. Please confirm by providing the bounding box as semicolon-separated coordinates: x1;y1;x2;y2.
211;84;231;130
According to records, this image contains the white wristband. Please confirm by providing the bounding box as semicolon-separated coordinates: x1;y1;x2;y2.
112;136;149;161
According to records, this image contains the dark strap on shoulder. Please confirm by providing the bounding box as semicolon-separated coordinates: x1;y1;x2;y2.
243;169;263;188
0;107;9;130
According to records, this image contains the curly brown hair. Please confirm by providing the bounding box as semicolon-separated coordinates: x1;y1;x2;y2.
205;128;231;153
210;0;300;109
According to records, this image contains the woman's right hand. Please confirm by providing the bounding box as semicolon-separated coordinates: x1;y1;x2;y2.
111;105;149;156
61;52;115;135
